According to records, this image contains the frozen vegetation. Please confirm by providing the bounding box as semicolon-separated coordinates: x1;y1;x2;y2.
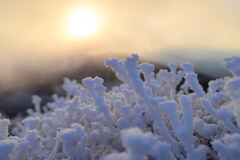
0;55;240;160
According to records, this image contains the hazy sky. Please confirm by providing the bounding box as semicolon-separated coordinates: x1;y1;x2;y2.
1;0;240;88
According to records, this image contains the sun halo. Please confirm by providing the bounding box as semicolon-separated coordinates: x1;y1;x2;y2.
66;7;100;38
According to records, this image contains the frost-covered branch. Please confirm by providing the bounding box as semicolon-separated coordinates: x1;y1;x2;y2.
0;54;239;160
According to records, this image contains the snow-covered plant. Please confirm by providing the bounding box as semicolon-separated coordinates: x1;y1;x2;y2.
0;54;240;160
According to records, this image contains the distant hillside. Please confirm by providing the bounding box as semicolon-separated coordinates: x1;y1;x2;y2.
0;59;213;118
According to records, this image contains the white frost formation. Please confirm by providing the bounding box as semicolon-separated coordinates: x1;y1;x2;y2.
0;54;239;160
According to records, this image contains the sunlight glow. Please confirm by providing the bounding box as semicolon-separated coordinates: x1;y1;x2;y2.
66;7;100;37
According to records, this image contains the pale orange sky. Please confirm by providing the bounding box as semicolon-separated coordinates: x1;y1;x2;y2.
1;0;240;87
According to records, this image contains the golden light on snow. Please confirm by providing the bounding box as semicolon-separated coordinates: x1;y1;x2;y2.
66;7;100;38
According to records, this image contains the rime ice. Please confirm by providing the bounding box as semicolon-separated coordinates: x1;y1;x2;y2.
0;55;239;160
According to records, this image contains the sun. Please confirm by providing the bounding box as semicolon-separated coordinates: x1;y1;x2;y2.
66;7;100;38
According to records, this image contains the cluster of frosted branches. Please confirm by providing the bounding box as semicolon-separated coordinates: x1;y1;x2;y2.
0;55;239;160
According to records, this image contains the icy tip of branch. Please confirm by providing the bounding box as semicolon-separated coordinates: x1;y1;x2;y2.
126;54;139;62
22;117;40;130
224;78;240;99
121;127;156;154
32;95;41;106
138;63;154;72
223;56;240;76
181;62;194;72
168;62;177;72
104;58;119;67
0;119;10;139
82;76;104;87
